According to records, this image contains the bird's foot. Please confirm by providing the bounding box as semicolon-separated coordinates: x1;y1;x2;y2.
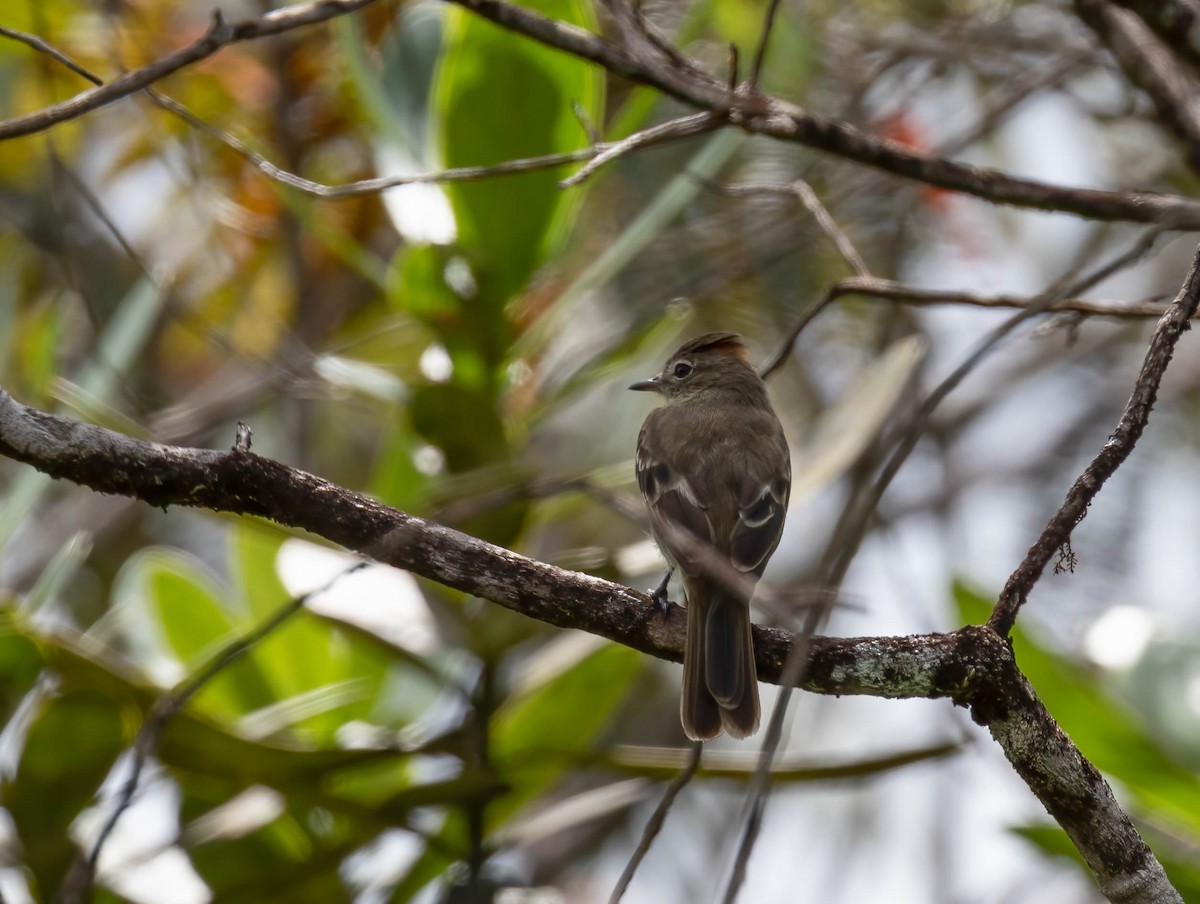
650;568;673;617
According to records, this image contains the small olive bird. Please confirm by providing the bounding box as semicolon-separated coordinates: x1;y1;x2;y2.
630;332;790;740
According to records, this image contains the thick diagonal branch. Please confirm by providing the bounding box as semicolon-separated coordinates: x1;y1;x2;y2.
0;389;1181;903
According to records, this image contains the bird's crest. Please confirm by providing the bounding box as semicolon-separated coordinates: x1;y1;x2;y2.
676;331;750;365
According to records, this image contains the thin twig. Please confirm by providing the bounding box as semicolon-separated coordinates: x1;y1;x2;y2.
819;227;1171;595
54;161;156;277
149;90;716;197
759;285;838;378
746;0;784;91
0;0;379;142
1111;0;1200;75
720;602;827;904
716;179;870;276
444;0;1200;228
989;240;1200;635
790;180;870;277
0;24;103;85
572;99;602;145
559;111;720;188
939;49;1094;157
759;259;1179;379
607;740;702;904
628;2;710;81
831;278;1173;319
149;90;593;195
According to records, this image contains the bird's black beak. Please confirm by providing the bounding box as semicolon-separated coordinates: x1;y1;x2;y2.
628;375;662;392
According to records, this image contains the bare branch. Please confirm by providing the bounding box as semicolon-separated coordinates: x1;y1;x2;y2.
759;285;837;379
716;179;871;276
746;0;784;91
0;0;378;142
722;603;826;904
817;228;1170;606
939;49;1095;156
151;90;594;194
1077;0;1200;175
989;241;1200;635
444;0;1200;227
740;235;1187;889
0;24;103;85
0;389;1182;902
151;90;713;196
8;0;1200;231
760;270;1179;380
1110;0;1200;75
828;277;1175;318
559;111;720;188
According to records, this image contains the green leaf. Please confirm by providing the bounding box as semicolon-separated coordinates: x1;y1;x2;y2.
30;621;421;813
387;243;459;322
231;524;395;743
491;638;641;819
3;691;125;900
0;615;44;724
141;550;242;657
434;0;603;308
385;244;498;394
389;639;641;899
121;548;276;718
411;382;509;473
185;806;364;904
233;525;324;686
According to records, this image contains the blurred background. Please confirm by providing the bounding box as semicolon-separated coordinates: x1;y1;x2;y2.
2;0;1200;901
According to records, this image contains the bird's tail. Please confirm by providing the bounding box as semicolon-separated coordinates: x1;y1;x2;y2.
681;582;760;740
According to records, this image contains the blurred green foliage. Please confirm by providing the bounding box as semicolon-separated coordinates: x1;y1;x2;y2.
2;0;1200;901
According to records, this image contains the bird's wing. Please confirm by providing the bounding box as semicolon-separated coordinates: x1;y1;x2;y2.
636;419;714;575
730;471;790;576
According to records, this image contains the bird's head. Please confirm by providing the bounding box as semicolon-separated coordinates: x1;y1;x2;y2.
628;332;762;404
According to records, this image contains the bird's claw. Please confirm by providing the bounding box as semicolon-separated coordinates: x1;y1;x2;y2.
650;569;673;617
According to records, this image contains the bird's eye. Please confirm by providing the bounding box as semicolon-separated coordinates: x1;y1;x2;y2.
672;361;694;379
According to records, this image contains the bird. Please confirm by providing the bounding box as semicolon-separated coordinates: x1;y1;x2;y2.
630;332;790;740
